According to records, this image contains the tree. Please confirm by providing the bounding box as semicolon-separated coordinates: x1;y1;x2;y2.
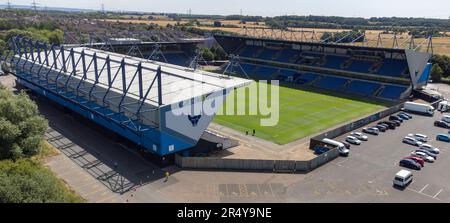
201;48;214;61
0;87;48;160
0;159;83;203
430;64;443;82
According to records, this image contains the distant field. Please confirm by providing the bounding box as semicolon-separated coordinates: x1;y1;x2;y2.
214;82;387;145
101;18;450;56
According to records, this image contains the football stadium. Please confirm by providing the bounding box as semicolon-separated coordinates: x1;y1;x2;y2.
213;33;432;145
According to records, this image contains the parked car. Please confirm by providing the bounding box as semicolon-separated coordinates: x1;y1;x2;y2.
403;136;423;147
399;112;413;119
442;115;450;123
403;156;425;167
346;136;361;145
411;151;435;163
393;170;413;188
399;159;422;170
416;149;437;160
407;133;428;142
420;144;440;154
398;113;410;120
341;141;351;149
363;127;379;135
378;121;396;130
375;124;388;132
390;115;403;123
437;134;450;142
351;132;368;141
434;121;450;129
391;120;401;126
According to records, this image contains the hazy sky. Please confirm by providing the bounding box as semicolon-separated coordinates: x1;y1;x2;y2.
6;0;450;19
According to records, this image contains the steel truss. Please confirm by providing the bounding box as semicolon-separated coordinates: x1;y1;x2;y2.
6;35;166;142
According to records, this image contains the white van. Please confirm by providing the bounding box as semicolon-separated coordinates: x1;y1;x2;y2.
323;138;350;156
393;170;413;188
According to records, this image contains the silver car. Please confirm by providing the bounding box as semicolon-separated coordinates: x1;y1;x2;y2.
420;144;440;154
408;133;428;143
346;136;362;145
411;151;435;163
351;132;368;141
403;136;423;147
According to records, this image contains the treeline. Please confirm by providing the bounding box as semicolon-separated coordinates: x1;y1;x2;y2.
0;18;64;53
430;55;450;82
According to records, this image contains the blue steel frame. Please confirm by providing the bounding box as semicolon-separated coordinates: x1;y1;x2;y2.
5;35;196;156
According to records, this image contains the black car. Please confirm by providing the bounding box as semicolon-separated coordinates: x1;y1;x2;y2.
399;112;413;119
389;115;403;123
434;120;449;129
399;159;422;170
391;120;401;126
378;121;396;130
375;124;387;132
341;141;351;150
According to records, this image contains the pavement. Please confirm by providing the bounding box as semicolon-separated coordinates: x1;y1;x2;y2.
4;73;450;203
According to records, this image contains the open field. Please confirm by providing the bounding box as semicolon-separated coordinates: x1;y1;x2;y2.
214;82;387;145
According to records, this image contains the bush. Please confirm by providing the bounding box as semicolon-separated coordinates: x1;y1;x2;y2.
0;159;83;203
0;87;48;160
431;64;443;82
201;48;214;61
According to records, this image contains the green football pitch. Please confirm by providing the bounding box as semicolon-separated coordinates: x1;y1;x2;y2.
214;82;389;145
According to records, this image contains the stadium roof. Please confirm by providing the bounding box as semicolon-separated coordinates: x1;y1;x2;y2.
34;47;252;107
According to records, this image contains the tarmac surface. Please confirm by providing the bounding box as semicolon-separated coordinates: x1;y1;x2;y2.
3;74;450;203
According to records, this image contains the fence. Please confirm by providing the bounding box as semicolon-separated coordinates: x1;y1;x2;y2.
175;148;339;173
311;103;404;141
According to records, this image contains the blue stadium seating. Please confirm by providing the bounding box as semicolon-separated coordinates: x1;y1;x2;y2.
253;66;279;79
164;53;188;66
235;63;257;76
377;59;408;77
297;73;319;85
347;60;374;73
239;45;260;58
276;49;300;63
322;55;348;70
346;80;381;96
256;48;279;60
314;76;349;91
378;85;408;100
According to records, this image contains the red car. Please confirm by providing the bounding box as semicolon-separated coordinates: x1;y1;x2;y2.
404;156;425;167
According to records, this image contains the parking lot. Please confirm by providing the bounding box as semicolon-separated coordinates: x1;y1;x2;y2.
329;111;450;202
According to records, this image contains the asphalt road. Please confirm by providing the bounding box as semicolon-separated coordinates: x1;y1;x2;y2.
283;111;450;202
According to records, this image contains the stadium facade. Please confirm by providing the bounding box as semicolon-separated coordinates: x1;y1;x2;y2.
6;36;251;158
215;34;432;101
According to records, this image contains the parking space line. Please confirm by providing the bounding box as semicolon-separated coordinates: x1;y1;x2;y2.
407;188;442;202
433;189;443;199
418;184;429;193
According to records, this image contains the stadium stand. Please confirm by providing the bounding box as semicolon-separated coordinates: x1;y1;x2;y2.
314;76;349;91
378;85;408;100
297;73;320;85
346;80;381;96
214;34;429;101
377;59;408;77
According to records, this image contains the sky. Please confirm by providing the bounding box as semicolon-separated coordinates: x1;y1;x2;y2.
5;0;450;19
